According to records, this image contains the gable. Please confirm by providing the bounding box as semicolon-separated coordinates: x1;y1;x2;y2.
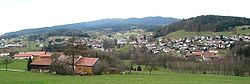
75;57;98;67
31;57;52;66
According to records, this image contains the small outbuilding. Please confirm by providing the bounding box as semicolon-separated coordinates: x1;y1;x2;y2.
74;57;100;75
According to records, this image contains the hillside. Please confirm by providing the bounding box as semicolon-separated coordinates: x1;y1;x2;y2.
163;25;250;39
5;17;179;36
155;15;250;37
164;30;233;39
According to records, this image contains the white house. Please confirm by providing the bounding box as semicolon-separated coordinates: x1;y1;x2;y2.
117;39;127;45
0;53;10;57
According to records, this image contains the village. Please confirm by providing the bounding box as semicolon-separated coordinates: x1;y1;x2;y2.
1;28;250;76
2;0;250;83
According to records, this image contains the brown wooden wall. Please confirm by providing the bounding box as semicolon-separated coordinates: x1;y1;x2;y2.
75;65;93;74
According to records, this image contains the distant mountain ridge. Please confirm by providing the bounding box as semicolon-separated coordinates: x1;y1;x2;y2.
155;15;250;37
5;16;180;36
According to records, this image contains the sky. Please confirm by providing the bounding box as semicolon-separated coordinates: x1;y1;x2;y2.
0;0;250;35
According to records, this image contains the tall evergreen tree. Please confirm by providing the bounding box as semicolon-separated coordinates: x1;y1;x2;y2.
27;57;32;71
137;65;142;71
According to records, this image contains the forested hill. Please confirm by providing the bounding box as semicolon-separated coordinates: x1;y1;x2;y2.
155;15;250;37
4;17;179;36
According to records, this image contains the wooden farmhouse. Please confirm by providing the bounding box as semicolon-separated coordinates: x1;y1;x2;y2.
30;57;52;72
74;57;100;75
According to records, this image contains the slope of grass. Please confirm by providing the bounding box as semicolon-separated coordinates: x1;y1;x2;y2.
114;31;143;39
238;29;250;35
165;30;233;39
165;27;250;39
236;25;250;35
118;44;133;52
1;70;250;84
16;41;41;52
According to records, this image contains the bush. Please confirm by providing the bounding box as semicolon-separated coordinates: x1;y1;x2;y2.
137;65;142;71
90;51;126;74
50;61;74;75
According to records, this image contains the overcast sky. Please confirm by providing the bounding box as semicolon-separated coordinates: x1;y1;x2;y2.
0;0;249;35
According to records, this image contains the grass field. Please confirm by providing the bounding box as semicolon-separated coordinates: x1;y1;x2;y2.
1;69;250;84
0;59;27;70
165;26;250;39
236;25;250;35
16;41;42;52
114;31;143;39
165;30;233;39
1;59;250;84
118;44;133;52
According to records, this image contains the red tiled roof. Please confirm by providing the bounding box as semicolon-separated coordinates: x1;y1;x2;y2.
75;57;98;66
13;54;33;57
31;57;52;66
19;51;46;55
38;53;52;58
14;51;52;58
203;52;216;57
192;52;202;57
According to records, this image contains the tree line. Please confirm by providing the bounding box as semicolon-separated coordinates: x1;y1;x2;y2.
155;15;250;37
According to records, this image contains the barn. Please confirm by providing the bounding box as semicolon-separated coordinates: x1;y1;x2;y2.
13;53;33;59
74;57;100;75
30;57;52;72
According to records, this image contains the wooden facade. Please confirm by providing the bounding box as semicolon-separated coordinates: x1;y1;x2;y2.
30;57;52;72
75;66;93;75
74;57;99;75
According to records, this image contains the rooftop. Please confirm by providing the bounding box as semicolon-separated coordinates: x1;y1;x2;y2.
75;57;98;66
31;57;52;66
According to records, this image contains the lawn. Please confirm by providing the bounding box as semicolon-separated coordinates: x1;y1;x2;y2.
16;41;42;52
114;31;143;39
1;69;250;84
118;44;133;52
0;59;27;70
1;59;250;84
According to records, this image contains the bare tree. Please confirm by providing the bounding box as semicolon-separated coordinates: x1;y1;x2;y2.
64;37;89;74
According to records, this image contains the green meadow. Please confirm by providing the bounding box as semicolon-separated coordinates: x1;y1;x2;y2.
165;26;250;39
0;59;250;84
165;30;233;39
0;59;27;70
1;69;250;84
16;41;43;52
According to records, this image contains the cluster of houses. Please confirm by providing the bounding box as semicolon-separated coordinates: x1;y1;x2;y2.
185;50;219;61
0;48;13;57
13;51;99;75
143;35;250;61
0;39;25;48
2;29;250;74
47;30;154;52
45;31;250;62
